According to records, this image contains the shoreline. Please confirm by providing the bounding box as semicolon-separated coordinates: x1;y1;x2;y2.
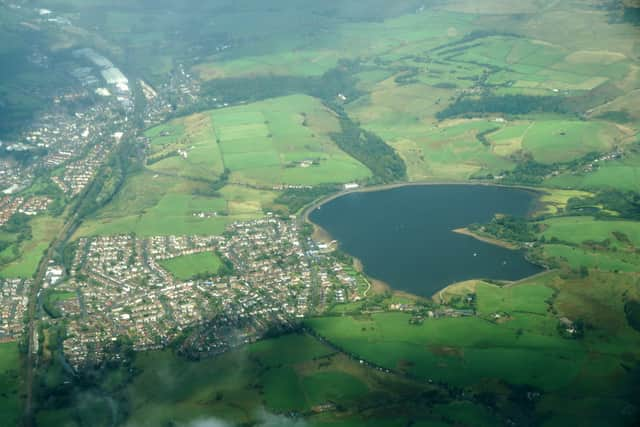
451;227;519;250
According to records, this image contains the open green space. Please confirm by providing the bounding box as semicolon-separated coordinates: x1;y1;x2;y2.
0;216;64;279
542;244;640;272
541;216;640;249
74;171;274;238
0;342;22;427
35;331;514;427
306;273;639;394
143;94;372;188
306;311;587;390
158;251;222;281
306;270;640;426
520;120;619;164
14;2;640;427
484;119;623;164
546;152;640;192
210;94;371;186
145;113;225;182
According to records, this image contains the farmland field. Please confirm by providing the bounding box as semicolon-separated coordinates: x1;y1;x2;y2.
144;95;372;187
520;120;620;164
546;152;640;191
542;244;640;272
541;216;640;248
306;270;640;427
145;113;225;182
35;332;510;427
211;95;371;186
74;172;249;237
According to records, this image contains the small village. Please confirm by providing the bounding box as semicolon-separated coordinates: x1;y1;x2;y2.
34;215;368;369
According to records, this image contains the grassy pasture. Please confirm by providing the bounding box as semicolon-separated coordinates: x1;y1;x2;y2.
194;49;340;80
0;216;64;279
488;122;531;157
145;113;224;181
159;251;222;281
551;271;640;340
306;270;640;426
195;10;476;82
487;119;621;164
74;171;273;238
349;82;516;180
211;94;371;186
35;331;504;427
541;217;640;249
117;334;378;426
306;311;589;390
542;244;640;272
546;152;640;192
521;121;619;164
474;281;554;316
0;342;22;427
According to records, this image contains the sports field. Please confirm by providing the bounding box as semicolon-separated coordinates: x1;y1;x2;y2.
159;251;222;280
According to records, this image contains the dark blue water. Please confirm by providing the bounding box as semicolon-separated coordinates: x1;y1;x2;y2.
309;185;543;296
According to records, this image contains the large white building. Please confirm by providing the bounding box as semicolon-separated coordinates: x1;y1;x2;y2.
74;48;129;92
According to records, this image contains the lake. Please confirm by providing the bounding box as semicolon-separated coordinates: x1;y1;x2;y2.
309;184;544;297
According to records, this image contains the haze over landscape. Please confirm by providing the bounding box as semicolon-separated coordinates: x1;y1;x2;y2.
1;0;640;426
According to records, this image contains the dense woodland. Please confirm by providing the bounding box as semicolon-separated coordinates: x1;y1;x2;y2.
436;95;569;120
470;215;538;243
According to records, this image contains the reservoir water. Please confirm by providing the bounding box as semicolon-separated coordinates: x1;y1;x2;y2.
309;185;544;297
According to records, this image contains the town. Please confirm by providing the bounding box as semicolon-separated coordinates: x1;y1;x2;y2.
29;215;369;369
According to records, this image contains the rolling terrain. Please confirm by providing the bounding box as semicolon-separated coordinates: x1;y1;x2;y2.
1;0;639;426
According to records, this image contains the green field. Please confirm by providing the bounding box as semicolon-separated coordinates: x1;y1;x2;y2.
74;172;272;237
144;94;372;186
211;95;371;186
36;332;512;427
306;270;640;426
546;152;640;191
159;251;222;280
520;120;619;164
145;113;225;181
542;244;640;272
0;216;64;279
0;342;22;427
541;217;640;248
